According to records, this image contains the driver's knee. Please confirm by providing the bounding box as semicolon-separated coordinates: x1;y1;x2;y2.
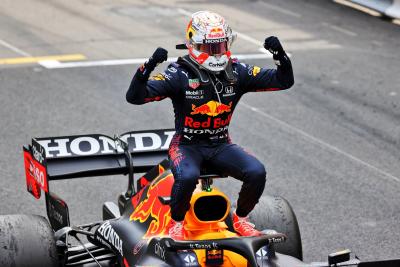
177;177;198;194
171;168;199;200
243;163;267;185
174;168;200;186
170;170;199;221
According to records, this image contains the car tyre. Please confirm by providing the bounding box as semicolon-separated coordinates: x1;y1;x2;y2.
249;195;303;260
0;214;59;267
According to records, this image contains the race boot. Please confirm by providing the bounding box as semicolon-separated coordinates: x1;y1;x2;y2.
166;219;185;240
233;213;262;237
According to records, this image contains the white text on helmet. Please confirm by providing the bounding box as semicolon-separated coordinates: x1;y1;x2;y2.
207;33;225;39
204;38;228;44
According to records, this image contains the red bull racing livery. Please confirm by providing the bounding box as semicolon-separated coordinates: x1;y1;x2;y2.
1;129;399;267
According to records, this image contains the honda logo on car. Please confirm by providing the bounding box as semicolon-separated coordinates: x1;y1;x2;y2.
36;130;175;158
97;221;123;256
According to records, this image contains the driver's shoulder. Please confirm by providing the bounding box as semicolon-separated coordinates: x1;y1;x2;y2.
165;62;195;82
231;58;249;71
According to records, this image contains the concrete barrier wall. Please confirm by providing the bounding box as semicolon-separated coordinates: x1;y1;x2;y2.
349;0;400;19
385;0;400;18
351;0;392;13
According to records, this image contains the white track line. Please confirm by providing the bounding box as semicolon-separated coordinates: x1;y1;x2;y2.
0;39;31;57
40;8;275;69
39;57;152;68
39;53;274;69
258;1;302;18
236;32;263;47
177;8;192;17
329;25;357;36
322;22;357;37
240;102;400;184
39;8;285;69
40;8;276;69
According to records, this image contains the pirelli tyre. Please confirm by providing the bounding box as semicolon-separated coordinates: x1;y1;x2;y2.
0;214;59;267
249;195;303;260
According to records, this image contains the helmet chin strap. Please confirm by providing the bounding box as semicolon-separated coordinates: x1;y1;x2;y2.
224;58;237;83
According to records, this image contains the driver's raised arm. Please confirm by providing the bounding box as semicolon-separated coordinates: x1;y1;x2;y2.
238;36;294;93
126;47;179;104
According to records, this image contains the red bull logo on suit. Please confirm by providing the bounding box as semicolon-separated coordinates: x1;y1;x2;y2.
191;101;232;117
184;114;232;129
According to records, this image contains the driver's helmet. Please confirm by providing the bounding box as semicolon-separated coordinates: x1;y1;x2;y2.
185;11;236;72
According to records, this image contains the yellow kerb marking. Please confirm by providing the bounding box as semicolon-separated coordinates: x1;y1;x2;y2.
0;54;86;65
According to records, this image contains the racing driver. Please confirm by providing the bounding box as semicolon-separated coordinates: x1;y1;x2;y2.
126;11;294;240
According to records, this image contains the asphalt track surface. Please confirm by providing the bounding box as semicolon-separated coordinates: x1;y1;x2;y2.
0;0;399;263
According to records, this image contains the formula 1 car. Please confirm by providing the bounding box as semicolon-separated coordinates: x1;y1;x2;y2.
1;129;399;267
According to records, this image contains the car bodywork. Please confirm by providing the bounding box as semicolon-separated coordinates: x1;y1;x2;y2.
22;129;400;267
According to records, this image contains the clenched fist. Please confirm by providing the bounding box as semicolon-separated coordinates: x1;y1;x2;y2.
148;47;168;66
137;47;168;80
264;36;284;56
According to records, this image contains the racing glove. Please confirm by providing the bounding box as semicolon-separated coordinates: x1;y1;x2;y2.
136;47;168;81
264;36;294;88
264;36;288;66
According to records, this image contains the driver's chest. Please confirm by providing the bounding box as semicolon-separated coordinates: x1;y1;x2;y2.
182;77;239;108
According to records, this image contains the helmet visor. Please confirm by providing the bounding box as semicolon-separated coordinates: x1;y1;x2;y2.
195;41;228;56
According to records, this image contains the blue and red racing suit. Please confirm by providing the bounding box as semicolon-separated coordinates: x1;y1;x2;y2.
126;54;294;221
